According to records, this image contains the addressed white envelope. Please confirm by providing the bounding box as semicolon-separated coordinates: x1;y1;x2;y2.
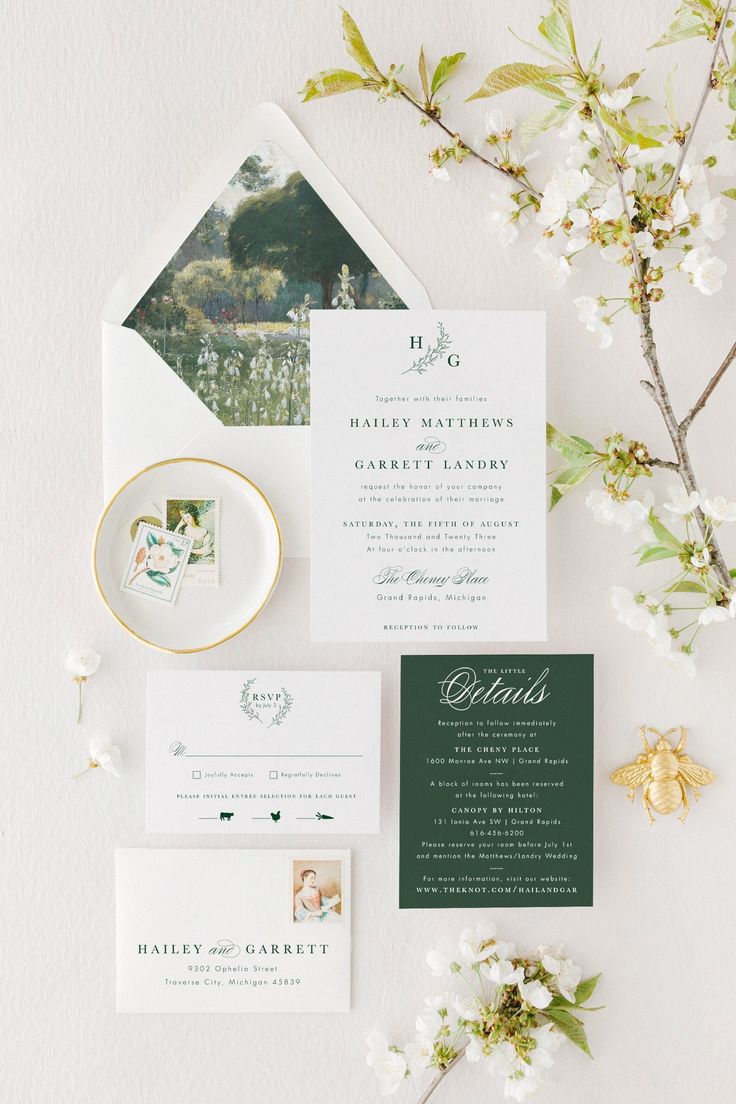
103;103;430;557
116;849;351;1013
146;670;381;834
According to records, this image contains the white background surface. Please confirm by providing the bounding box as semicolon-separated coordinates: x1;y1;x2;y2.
3;2;735;1101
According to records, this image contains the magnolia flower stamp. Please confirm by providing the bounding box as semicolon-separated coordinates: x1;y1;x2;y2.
121;522;192;604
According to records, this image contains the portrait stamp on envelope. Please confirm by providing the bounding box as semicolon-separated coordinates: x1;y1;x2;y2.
165;498;220;587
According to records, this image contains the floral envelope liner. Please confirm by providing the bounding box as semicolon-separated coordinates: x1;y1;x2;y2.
123;498;220;603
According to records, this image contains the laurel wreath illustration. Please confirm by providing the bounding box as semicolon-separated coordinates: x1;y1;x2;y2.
239;680;294;728
403;321;452;375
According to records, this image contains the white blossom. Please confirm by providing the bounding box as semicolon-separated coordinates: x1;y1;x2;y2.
542;954;582;1002
574;296;613;348
533;243;573;287
518;978;553;1009
633;230;656;259
706;138;736;177
65;648;101;678
699;196;727;241
404;1036;433;1076
663;485;700;515
481;958;524;987
698;604;730;626
485;109;516;141
599;86;633;111
366;1032;406;1097
84;738;122;777
489;188;526;246
681;245;727;295
457;921;497;963
416;1009;443;1038
611;587;658;633
586;488;653;537
426;946;456;977
665;648;697;677
702;495;736;522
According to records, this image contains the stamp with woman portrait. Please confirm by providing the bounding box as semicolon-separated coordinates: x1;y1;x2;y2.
164;498;220;587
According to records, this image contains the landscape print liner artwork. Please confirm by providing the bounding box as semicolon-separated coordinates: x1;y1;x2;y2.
124;141;405;427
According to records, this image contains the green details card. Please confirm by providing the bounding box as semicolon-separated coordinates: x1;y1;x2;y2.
399;655;594;909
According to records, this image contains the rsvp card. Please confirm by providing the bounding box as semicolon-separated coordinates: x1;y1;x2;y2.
116;849;351;1012
310;310;546;641
399;655;593;908
146;671;381;833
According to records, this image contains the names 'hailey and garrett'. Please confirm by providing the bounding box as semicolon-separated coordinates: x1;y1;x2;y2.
349;415;514;471
137;942;329;956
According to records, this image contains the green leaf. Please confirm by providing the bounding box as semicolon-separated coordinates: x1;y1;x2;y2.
431;51;466;96
648;509;682;550
300;69;370;101
418;45;430;101
618;71;641;89
665;67;679;128
574;974;601;1004
552;0;577;53
728;82;736;111
638;545;680;565
519;100;574;143
146;531;158;548
538;7;571;55
340;9;381;77
649;9;708;49
722;188;736;200
666;580;707;594
466;62;566;102
146;571;171;587
547;422;597;461
550;485;564;510
599;106;663;149
543;1006;592;1056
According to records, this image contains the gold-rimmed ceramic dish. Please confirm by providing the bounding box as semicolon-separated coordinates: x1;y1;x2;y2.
92;458;282;653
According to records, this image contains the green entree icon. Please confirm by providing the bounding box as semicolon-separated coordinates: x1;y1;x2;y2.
219;811;234;822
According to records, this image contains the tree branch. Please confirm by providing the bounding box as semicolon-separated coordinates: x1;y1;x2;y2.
398;90;541;199
650;456;680;471
415;1048;466;1104
672;1;732;186
638;298;733;589
681;338;736;432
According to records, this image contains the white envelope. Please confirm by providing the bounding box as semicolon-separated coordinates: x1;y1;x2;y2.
103;103;430;557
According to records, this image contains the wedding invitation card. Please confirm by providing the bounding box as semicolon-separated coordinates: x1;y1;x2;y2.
146;671;381;833
116;849;351;1013
399;655;593;908
310;310;546;642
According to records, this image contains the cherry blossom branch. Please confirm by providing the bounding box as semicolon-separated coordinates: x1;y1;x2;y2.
590;99;733;591
681;337;736;432
672;1;732;187
415;1048;467;1104
397;89;542;199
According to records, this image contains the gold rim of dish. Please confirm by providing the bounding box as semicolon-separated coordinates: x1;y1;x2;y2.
91;457;282;654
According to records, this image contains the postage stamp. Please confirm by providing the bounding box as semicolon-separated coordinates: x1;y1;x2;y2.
164;498;220;587
121;522;192;604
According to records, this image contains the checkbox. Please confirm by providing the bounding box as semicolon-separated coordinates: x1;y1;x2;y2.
269;770;278;780
192;770;201;780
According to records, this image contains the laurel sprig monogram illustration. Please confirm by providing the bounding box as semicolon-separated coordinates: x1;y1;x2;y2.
239;678;262;723
268;690;294;728
403;321;451;375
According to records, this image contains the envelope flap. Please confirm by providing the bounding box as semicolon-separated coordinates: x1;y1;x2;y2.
105;102;429;324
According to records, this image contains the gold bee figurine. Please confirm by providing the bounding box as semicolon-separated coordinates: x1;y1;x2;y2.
611;726;716;824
